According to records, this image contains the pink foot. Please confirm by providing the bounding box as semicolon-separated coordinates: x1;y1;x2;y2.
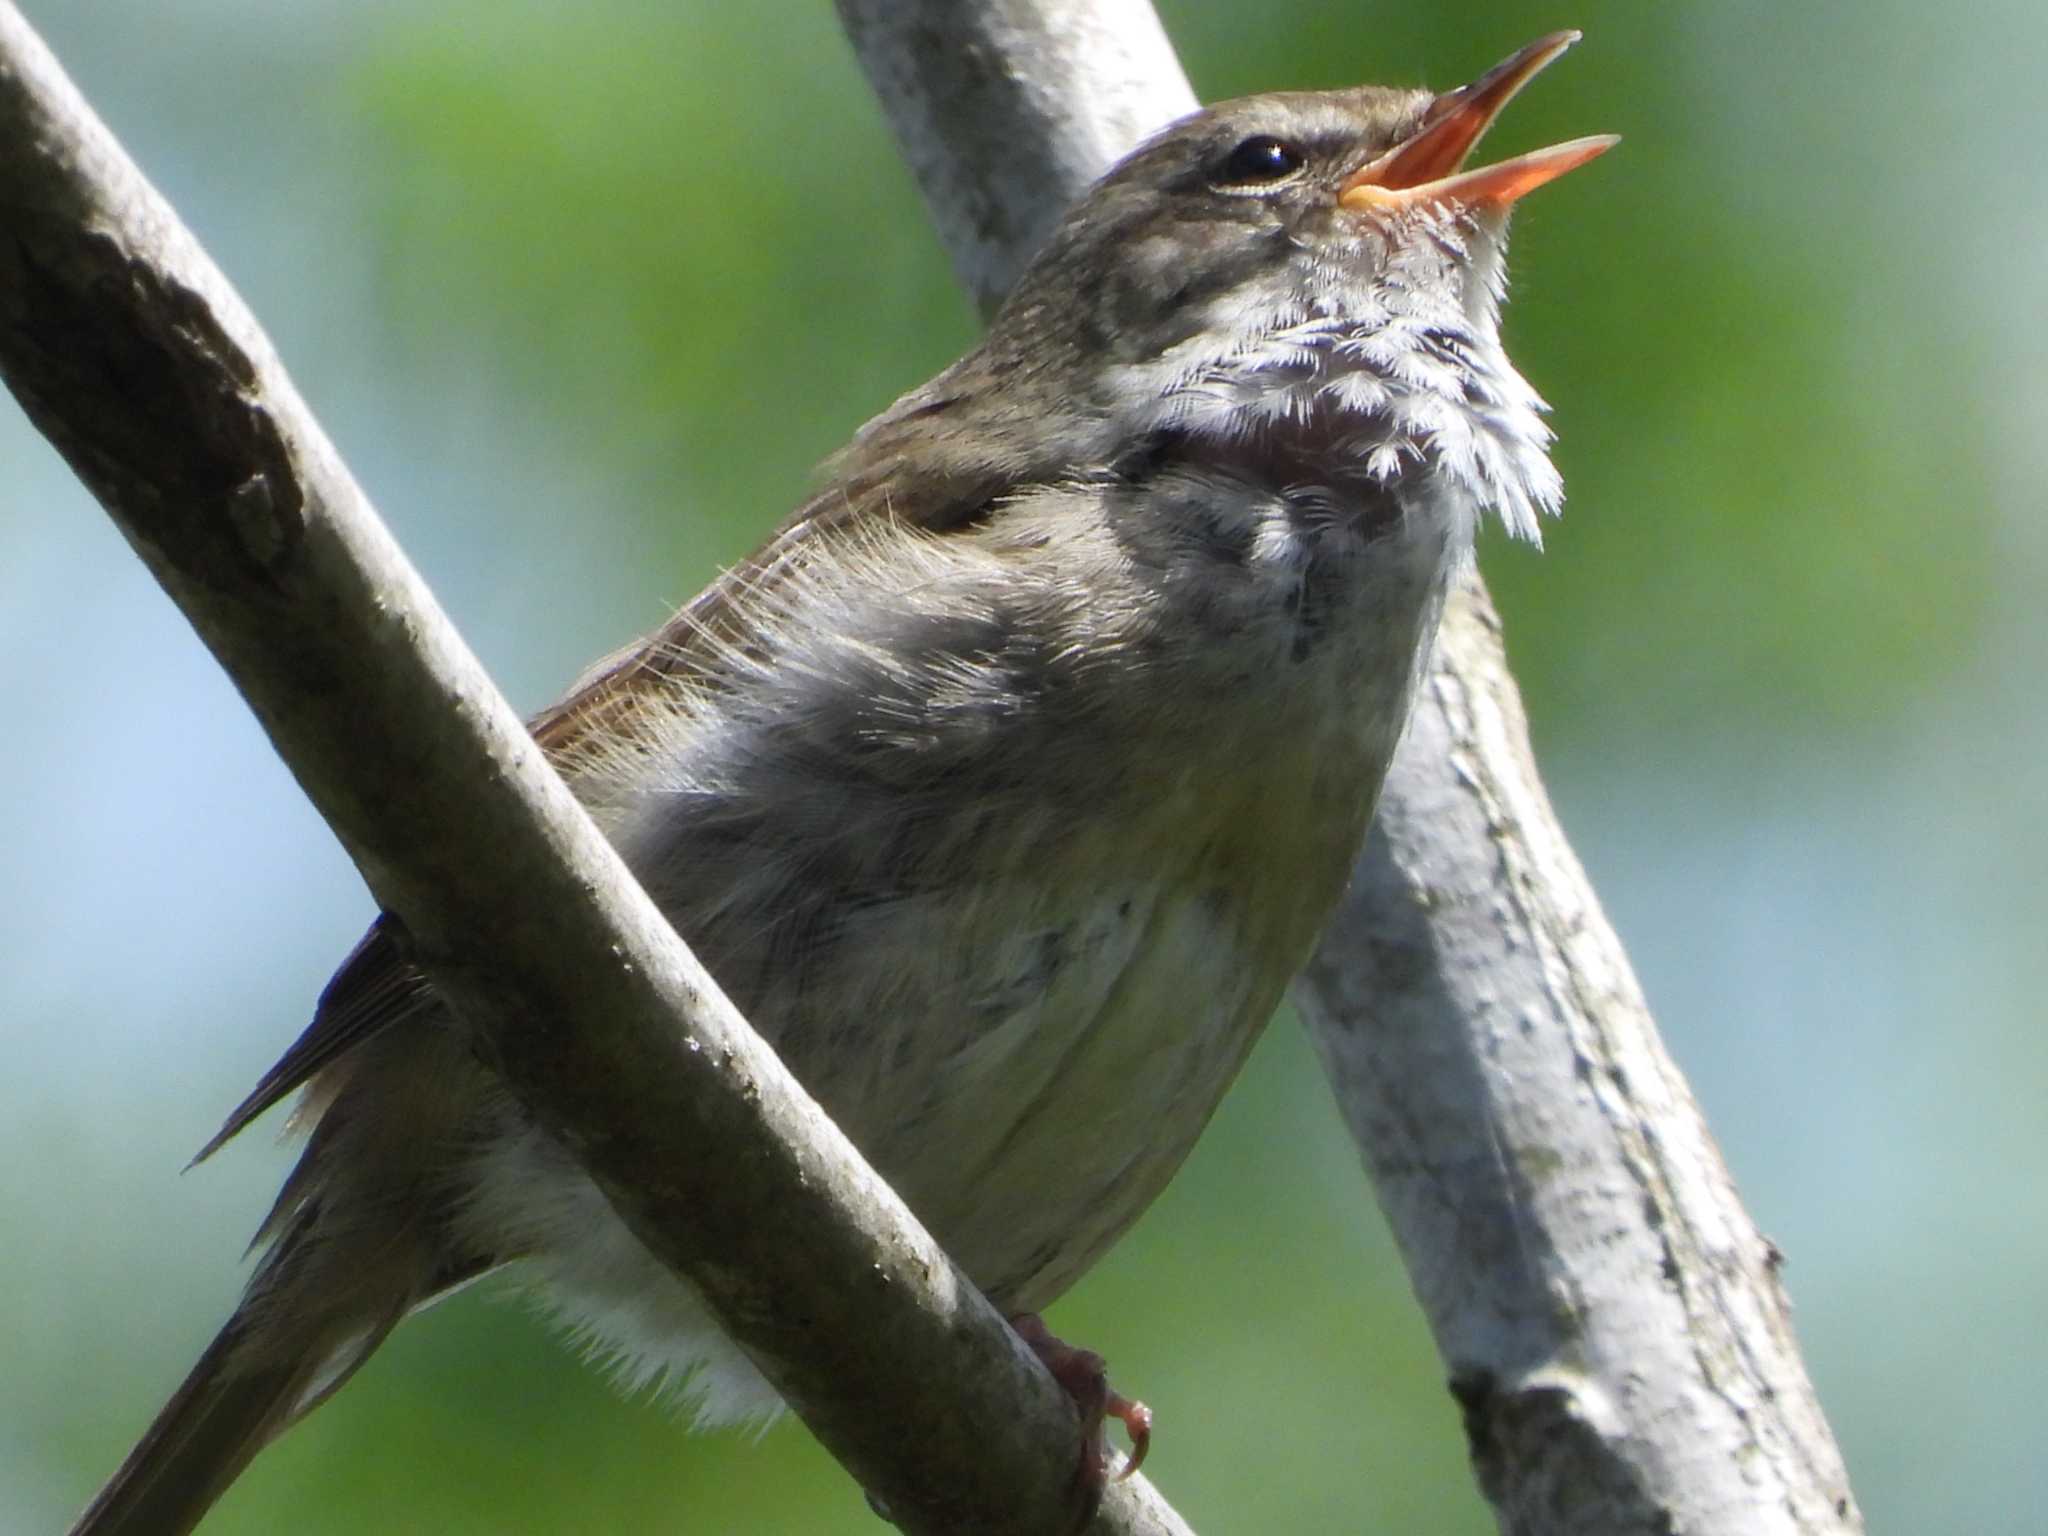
1010;1312;1153;1514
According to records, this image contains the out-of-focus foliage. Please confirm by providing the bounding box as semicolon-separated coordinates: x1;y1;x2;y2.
354;7;977;573
6;2;2043;1533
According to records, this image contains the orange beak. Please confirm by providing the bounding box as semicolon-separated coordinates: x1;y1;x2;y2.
1338;31;1617;214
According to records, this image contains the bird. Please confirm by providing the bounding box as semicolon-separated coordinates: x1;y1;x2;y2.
69;31;1612;1535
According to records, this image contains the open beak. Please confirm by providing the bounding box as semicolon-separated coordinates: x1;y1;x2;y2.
1338;31;1617;214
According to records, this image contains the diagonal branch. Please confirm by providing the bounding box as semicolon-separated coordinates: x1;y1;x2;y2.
836;1;1863;1530
0;4;1192;1532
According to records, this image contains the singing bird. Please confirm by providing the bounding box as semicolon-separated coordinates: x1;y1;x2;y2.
72;32;1610;1534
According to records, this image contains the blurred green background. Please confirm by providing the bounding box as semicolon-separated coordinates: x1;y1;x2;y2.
5;0;2040;1530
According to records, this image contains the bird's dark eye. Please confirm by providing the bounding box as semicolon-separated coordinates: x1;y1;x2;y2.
1215;135;1306;186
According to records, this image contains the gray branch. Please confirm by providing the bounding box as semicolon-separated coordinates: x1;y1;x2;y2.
835;1;1864;1530
836;0;1196;306
0;4;1190;1532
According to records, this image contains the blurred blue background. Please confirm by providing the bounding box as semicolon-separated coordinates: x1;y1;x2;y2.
5;1;2041;1530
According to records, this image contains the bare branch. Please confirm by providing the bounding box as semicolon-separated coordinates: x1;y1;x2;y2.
838;2;1863;1530
0;4;1188;1531
836;0;1195;310
1299;590;1862;1532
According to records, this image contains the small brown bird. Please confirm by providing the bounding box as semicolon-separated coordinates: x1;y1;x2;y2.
71;32;1611;1534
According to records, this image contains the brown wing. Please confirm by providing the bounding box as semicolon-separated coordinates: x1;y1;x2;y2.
529;427;1013;769
193;920;429;1164
200;377;1017;1160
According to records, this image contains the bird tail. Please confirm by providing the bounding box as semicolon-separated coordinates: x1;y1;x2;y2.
71;987;497;1534
65;1299;400;1536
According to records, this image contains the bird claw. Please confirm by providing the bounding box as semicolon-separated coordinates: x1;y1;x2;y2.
1107;1391;1152;1482
1009;1312;1153;1514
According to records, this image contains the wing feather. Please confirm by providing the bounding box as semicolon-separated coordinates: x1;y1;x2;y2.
202;390;1014;1160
